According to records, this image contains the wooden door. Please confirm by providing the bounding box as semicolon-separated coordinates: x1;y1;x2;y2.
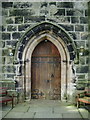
31;40;61;100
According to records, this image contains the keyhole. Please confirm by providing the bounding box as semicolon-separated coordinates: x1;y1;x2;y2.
51;74;54;78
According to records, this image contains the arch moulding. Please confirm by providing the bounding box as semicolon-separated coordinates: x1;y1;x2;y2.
14;22;77;101
22;32;72;101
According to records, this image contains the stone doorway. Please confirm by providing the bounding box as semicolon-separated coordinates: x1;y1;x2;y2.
14;22;77;101
31;40;61;100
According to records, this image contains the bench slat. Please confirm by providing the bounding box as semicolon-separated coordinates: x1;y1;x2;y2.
77;90;90;108
78;97;90;104
0;97;13;103
0;88;14;108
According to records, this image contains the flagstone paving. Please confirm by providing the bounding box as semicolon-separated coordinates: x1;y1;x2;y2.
1;100;90;119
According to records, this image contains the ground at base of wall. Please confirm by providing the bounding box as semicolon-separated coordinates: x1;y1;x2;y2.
1;100;89;119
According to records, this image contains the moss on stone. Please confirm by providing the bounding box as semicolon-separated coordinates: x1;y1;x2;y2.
12;32;21;39
15;17;23;24
2;2;13;8
2;57;5;64
6;18;14;24
2;49;8;56
76;66;89;73
2;33;10;40
57;2;73;8
75;25;84;31
7;25;17;31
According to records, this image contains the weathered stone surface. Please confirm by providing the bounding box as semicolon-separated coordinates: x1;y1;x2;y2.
49;2;56;6
86;57;89;64
6;18;14;24
2;49;8;56
81;32;88;40
2;66;6;73
70;53;75;60
1;1;88;87
6;41;17;47
74;2;87;10
79;57;85;65
57;2;73;8
75;41;85;48
40;9;48;15
24;16;45;23
7;74;15;79
41;2;48;8
74;10;83;16
1;41;5;48
7;25;17;31
85;9;88;16
2;9;8;16
76;83;85;90
2;57;5;64
76;66;89;73
71;17;79;23
59;24;74;31
2;26;6;32
9;9;35;16
2;33;10;40
80;17;88;24
18;52;22;59
56;17;70;23
2;2;13;8
6;66;16;73
9;66;15;72
77;75;85;79
54;9;65;16
18;45;24;52
13;2;32;8
67;44;74;52
69;32;77;40
12;32;21;39
85;25;88;32
75;25;84;31
15;17;23;24
84;49;89;56
18;24;30;31
86;40;89;48
6;57;14;64
67;9;74;16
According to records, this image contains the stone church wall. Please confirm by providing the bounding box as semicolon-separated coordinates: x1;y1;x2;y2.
0;0;89;93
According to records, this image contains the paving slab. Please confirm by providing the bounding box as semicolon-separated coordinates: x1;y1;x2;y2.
28;107;52;113
11;103;30;112
34;112;63;118
78;108;89;119
22;112;35;118
1;100;85;119
1;106;12;118
4;111;24;118
62;113;82;118
54;106;78;114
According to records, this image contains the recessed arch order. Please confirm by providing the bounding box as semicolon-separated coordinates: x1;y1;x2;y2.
14;22;77;101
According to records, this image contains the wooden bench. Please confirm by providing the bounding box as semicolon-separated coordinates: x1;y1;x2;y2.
77;89;90;109
0;87;14;108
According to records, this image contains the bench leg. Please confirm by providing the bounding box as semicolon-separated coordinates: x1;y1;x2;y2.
77;101;80;108
12;99;14;109
6;101;7;106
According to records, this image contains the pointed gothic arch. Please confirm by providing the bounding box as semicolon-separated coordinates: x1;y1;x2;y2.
14;22;77;101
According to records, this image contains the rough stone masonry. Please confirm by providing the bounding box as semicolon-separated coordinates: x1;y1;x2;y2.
0;0;89;98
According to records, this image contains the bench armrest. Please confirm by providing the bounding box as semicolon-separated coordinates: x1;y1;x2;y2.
77;92;86;98
7;90;18;97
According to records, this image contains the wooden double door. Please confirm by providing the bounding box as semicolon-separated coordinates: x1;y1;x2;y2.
31;40;61;100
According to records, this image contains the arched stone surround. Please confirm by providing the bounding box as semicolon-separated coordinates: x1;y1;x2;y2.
14;22;77;101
